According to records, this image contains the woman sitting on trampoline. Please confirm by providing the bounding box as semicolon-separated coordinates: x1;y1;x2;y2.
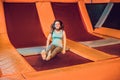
41;20;66;61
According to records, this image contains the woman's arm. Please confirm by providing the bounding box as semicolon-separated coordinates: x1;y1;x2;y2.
62;30;66;54
46;33;52;50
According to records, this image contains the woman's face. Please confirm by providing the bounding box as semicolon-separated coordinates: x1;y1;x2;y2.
55;21;61;30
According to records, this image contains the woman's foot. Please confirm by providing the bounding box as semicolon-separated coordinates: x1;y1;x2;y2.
41;50;46;60
46;51;51;61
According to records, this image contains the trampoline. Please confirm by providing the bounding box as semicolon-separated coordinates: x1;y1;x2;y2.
24;51;92;71
4;3;46;48
3;2;93;72
51;3;102;41
0;0;120;80
95;44;120;56
51;2;120;56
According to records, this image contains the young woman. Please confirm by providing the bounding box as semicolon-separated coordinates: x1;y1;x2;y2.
41;20;66;61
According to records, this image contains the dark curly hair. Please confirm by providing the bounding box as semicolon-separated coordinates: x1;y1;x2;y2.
50;20;64;34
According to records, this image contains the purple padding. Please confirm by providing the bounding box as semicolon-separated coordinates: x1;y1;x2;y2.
95;44;120;56
24;51;92;71
4;3;46;48
52;3;102;41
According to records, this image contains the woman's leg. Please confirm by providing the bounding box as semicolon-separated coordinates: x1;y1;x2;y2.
46;46;62;61
41;45;56;60
41;49;46;60
46;45;56;54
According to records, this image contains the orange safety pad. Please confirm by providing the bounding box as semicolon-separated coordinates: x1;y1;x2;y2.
91;0;110;3
23;58;120;80
67;39;115;61
0;47;35;75
84;0;91;3
0;34;35;75
1;73;25;80
94;27;120;39
78;1;93;33
4;0;79;3
36;2;55;37
4;0;43;3
0;0;35;77
84;0;110;3
0;0;7;34
110;0;120;2
77;1;107;39
50;0;78;2
0;69;2;77
6;0;120;3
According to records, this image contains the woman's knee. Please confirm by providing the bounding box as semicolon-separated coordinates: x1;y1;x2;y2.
51;47;62;56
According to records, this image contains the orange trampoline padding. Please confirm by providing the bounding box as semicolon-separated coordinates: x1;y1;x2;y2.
0;69;2;77
23;51;93;71
51;3;102;41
